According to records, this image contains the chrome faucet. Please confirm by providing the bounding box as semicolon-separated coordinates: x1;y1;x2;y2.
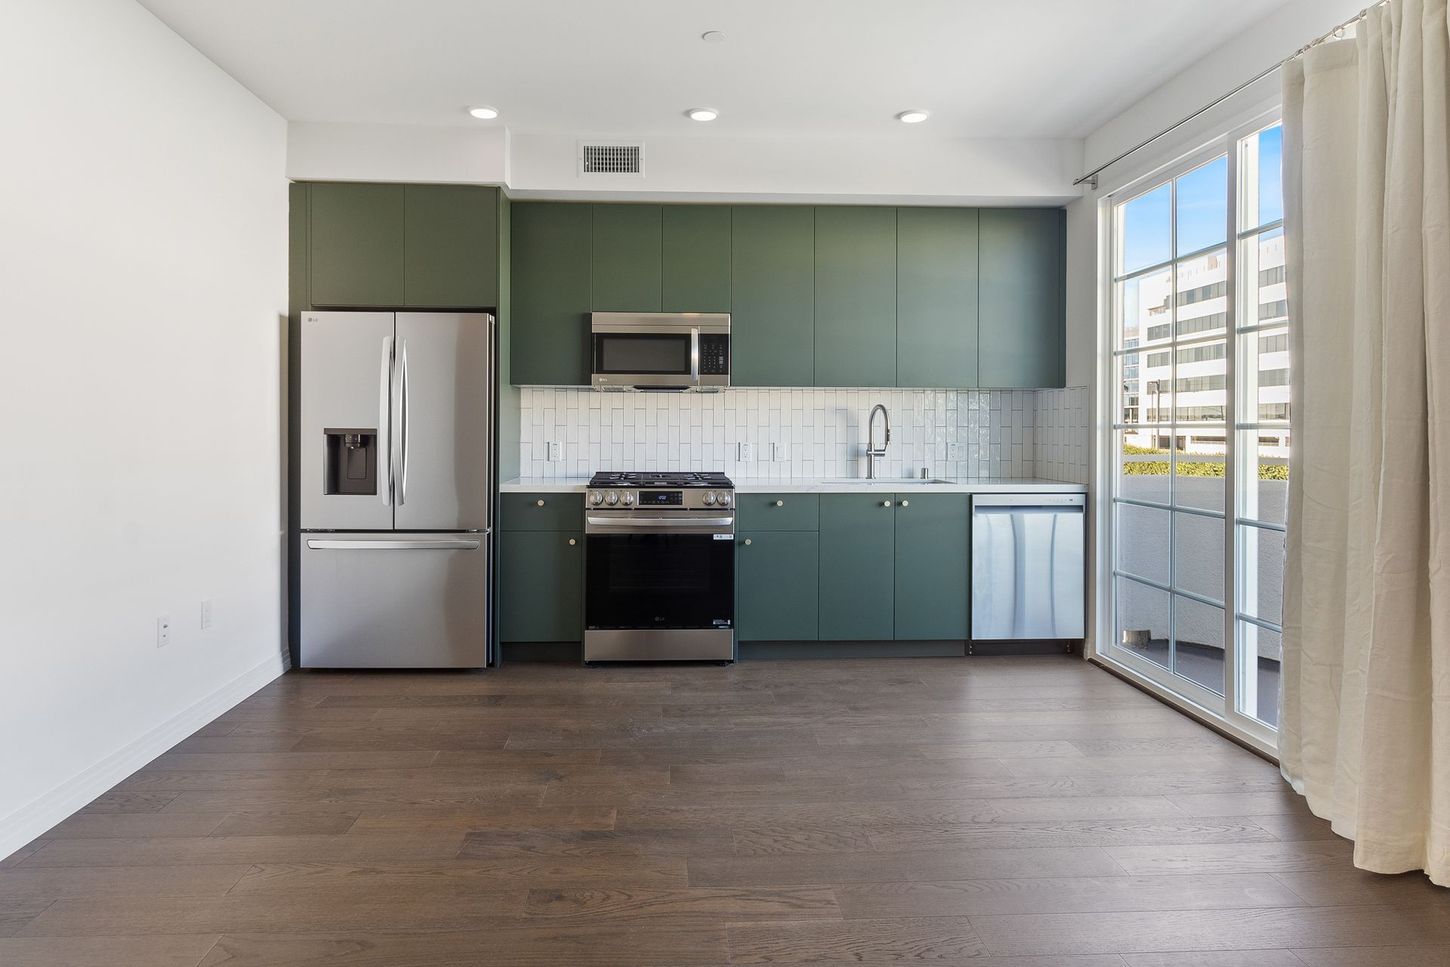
866;403;891;479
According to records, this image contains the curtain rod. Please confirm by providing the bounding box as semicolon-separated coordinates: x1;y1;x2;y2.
1073;1;1387;189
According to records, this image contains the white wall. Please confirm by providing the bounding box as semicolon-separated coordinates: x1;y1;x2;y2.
288;121;510;185
0;0;288;856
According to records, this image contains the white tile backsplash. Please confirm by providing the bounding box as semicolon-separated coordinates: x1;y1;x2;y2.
1032;386;1090;484
518;386;1088;482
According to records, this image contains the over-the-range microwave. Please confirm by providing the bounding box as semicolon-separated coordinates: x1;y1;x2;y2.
590;312;729;391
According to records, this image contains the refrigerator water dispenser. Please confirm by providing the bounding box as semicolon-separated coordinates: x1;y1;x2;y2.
323;428;377;495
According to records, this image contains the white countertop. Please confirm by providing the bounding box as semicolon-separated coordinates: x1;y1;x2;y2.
501;476;1086;495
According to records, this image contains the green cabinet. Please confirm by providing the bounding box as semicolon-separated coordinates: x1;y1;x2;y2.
737;531;819;641
499;530;583;642
736;492;819;531
818;493;897;640
662;205;731;312
309;183;405;307
892;494;971;640
978;208;1066;388
512;202;592;385
403;185;499;308
731;206;815;386
500;492;583;532
897;208;979;388
814;207;897;387
592;205;662;311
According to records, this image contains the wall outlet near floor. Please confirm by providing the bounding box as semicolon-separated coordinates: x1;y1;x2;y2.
200;599;213;630
737;442;754;462
547;441;563;462
156;615;171;648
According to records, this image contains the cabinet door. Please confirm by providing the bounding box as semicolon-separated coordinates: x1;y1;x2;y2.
310;183;405;307
814;207;897;387
893;494;970;640
737;531;819;641
979;208;1066;388
592;204;662;312
818;493;896;640
511;202;592;385
731;206;814;386
662;205;731;312
404;185;498;309
499;530;583;642
897;208;979;388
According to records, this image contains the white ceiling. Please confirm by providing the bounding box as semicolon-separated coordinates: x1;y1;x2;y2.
139;0;1294;141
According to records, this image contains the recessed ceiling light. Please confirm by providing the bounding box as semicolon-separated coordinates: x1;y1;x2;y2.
468;106;499;120
686;108;719;122
701;30;726;43
896;109;929;124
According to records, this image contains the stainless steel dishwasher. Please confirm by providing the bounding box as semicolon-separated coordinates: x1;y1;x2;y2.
971;493;1086;640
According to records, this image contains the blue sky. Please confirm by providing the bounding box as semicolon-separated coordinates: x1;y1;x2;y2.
1120;124;1282;275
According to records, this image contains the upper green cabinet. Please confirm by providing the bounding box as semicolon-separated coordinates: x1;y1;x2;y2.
814;207;897;387
307;183;500;310
897;208;979;388
731;206;815;387
512;202;592;385
309;183;405;307
978;208;1066;388
662;206;731;312
592;205;662;312
893;494;970;640
404;185;499;308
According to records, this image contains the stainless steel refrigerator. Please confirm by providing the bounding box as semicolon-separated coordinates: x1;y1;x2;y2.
299;311;493;668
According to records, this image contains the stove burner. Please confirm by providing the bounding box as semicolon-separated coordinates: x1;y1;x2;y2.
588;471;733;489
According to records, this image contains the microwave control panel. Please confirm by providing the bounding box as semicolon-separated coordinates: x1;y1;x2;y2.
699;335;730;376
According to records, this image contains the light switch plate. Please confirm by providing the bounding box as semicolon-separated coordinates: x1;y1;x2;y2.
547;441;562;462
738;442;754;462
156;615;171;648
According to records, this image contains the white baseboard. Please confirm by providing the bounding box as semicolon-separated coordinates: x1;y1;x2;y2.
0;652;286;861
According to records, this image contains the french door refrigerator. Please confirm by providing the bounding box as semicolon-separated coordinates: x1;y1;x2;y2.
299;311;493;668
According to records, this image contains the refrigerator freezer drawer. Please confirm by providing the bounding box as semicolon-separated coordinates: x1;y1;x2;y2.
301;532;488;668
971;495;1085;640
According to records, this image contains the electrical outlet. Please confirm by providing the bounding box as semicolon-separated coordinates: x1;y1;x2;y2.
547;441;563;462
200;600;213;630
738;442;754;462
947;443;961;461
156;615;171;648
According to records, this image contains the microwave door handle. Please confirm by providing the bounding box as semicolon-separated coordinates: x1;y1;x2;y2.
690;328;700;386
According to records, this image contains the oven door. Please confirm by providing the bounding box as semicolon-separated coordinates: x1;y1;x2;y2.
591;331;696;389
585;515;735;631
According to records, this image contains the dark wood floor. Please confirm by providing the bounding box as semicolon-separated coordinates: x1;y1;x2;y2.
2;656;1447;967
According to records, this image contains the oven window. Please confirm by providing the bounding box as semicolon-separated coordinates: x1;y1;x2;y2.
595;334;690;374
586;533;734;629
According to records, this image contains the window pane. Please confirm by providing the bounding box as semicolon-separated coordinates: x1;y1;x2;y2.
1116;502;1170;583
1237;524;1285;625
1174;596;1226;695
1174;434;1226;513
1174;512;1225;603
1238;228;1288;329
1241;123;1284;230
1176;248;1229;339
1119;267;1174;349
1119;429;1170;504
1176;155;1228;256
1175;338;1228;423
1117;577;1171;671
1238;621;1282;727
1118;183;1171;275
1238;431;1290;526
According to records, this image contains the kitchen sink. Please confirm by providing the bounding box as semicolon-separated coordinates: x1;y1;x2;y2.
817;477;956;486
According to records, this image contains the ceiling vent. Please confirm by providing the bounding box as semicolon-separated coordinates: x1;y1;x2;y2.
578;141;645;178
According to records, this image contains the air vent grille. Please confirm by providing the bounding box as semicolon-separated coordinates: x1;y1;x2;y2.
579;142;644;176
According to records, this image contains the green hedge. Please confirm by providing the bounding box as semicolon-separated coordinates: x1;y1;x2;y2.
1121;444;1288;480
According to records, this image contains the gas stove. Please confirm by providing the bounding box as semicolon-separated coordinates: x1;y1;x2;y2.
586;471;734;510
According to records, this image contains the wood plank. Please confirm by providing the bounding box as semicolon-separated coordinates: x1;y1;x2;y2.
18;833;469;868
523;886;840;923
866;818;1278;851
727;916;984;964
232;856;689;893
1107;839;1355;875
0;865;250;900
0;935;222;967
688;847;1123;887
0;900;51;938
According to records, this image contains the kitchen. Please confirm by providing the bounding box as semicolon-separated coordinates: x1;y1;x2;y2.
6;1;1449;962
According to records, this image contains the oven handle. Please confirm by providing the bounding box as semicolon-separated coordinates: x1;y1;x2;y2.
586;516;735;536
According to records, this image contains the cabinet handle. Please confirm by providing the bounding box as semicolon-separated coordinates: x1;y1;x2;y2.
883;500;893;508
568;538;576;546
744;538;752;546
536;499;545;507
901;500;910;507
774;500;784;507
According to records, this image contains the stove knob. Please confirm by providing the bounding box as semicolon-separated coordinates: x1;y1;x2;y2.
622;492;635;506
606;491;620;506
703;491;717;506
718;492;732;507
590;491;604;506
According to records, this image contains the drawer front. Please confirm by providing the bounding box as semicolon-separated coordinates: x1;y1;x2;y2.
501;493;584;531
736;493;819;531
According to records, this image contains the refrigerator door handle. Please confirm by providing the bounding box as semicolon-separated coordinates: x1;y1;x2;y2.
398;339;410;506
306;538;481;551
378;335;393;506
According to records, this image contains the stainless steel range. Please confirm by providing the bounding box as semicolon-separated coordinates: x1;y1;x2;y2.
583;472;735;663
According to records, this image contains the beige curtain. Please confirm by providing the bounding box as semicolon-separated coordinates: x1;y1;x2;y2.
1280;0;1449;885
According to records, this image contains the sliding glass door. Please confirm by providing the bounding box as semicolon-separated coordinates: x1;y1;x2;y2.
1103;116;1288;750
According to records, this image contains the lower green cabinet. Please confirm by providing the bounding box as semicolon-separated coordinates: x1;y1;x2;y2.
893;494;970;640
499;530;583;642
737;531;819;641
818;493;897;640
